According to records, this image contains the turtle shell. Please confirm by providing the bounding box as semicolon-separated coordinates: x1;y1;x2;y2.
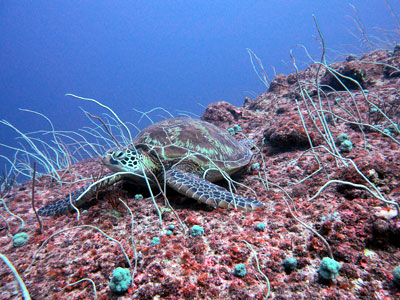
133;118;253;179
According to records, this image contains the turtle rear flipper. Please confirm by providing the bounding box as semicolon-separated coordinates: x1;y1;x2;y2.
165;169;262;211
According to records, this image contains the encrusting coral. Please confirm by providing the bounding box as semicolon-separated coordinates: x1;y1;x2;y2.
1;47;400;299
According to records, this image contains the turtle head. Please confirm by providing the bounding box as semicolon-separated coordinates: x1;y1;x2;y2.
102;145;156;181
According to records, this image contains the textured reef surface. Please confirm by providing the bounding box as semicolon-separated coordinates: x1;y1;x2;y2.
1;48;400;299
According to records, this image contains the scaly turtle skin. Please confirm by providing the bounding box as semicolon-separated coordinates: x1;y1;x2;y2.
38;118;262;216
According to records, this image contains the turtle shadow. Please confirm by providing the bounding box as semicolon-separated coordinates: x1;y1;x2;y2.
120;180;216;212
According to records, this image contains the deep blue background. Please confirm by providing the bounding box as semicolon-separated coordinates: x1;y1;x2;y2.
1;1;399;177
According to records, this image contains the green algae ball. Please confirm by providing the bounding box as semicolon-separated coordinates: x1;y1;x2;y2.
318;257;341;281
109;267;131;294
255;222;266;232
233;263;247;278
151;237;160;246
134;194;143;201
283;257;297;273
393;265;400;286
340;140;353;152
190;225;204;237
251;163;260;171
227;128;235;136
13;232;29;248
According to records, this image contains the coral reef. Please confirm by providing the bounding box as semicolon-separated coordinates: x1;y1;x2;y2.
1;48;400;299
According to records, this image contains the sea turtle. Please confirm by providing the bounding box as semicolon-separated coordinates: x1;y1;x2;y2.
38;118;262;216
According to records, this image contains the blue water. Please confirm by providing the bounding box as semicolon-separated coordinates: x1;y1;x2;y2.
1;1;399;178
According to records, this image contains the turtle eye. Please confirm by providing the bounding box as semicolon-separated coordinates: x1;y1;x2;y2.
112;151;124;159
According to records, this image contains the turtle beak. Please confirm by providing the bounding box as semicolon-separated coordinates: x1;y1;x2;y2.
102;154;111;165
102;153;124;174
102;152;118;166
108;157;119;165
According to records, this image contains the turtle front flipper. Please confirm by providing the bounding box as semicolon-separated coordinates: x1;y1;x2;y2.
38;174;123;217
38;185;89;216
165;169;262;211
